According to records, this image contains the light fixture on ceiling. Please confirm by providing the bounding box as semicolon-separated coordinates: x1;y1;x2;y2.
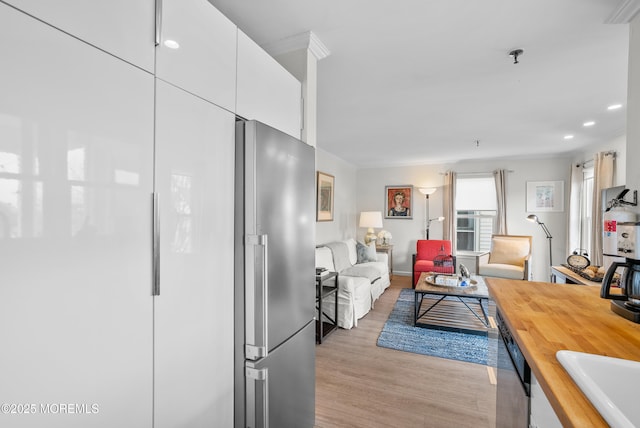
163;39;180;49
564;135;574;140
583;121;595;127
509;49;524;64
607;104;623;110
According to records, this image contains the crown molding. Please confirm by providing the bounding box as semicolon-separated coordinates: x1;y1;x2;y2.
262;31;331;60
606;0;640;23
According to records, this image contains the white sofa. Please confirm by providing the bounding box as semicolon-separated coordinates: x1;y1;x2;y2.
315;239;390;329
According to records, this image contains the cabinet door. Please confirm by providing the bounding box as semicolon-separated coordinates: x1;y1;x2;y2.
237;30;302;139
0;4;154;428
153;79;235;428
3;0;155;72
156;0;237;111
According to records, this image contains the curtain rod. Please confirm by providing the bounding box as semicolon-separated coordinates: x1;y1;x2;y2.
578;150;616;168
440;170;514;176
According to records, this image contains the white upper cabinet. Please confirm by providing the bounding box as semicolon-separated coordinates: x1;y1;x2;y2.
156;0;237;111
0;3;154;427
2;0;155;72
237;30;302;139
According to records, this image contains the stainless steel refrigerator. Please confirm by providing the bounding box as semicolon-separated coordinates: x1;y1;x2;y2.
234;120;316;428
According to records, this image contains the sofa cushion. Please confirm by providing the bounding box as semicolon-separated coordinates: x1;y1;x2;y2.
324;241;351;272
356;241;377;263
315;246;335;271
345;238;359;266
341;264;381;283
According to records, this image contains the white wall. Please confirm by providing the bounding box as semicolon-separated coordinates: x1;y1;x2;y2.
357;156;572;281
626;14;640;215
316;148;358;244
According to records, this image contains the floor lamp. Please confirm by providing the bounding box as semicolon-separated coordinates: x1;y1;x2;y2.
427;216;445;240
419;188;436;239
527;214;553;281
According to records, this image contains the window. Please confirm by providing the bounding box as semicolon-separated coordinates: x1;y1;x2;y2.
579;166;594;252
455;175;497;252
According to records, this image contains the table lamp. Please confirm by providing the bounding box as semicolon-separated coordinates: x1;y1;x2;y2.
359;211;383;245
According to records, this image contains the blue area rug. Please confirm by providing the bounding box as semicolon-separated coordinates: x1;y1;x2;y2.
377;288;496;366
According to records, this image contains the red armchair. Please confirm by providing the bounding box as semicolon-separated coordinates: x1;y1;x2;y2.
412;240;456;287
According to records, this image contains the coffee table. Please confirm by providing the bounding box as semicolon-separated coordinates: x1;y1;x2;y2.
414;272;489;335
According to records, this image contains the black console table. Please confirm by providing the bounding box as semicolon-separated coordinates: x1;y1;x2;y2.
315;271;339;344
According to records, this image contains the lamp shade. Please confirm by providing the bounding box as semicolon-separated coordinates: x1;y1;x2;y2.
419;187;436;196
359;211;383;228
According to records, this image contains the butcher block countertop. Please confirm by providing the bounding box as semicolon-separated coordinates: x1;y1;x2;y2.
486;278;640;428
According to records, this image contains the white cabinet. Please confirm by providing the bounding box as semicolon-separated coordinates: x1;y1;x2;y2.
153;80;235;427
3;0;155;72
237;30;302;139
0;4;154;427
156;0;237;111
530;372;562;428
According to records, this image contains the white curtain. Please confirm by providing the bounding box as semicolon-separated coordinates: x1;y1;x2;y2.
567;163;583;255
443;170;456;254
590;152;615;265
494;169;508;235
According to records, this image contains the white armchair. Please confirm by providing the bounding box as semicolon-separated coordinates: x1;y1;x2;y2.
476;235;532;280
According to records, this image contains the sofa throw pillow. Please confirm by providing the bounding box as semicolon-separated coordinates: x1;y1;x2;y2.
356;241;377;263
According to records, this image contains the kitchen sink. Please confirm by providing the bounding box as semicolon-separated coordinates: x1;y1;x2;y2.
556;350;640;428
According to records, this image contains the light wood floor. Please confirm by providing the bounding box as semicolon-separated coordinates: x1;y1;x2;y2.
315;275;497;428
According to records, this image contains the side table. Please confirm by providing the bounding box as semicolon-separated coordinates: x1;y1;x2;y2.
316;271;339;344
376;244;393;278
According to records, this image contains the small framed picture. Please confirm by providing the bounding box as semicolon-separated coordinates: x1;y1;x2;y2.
526;181;564;212
316;171;334;221
385;185;413;219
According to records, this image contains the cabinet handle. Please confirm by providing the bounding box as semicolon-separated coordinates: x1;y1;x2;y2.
152;192;160;295
155;0;163;46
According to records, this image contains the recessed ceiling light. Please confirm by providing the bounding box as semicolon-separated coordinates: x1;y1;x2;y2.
564;135;574;140
163;39;180;49
583;121;595;127
607;104;622;110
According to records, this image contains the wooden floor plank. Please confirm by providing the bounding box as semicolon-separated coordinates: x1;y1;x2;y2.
315;276;497;428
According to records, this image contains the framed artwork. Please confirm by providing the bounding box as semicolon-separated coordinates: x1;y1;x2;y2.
385;185;413;219
526;181;564;212
316;171;335;221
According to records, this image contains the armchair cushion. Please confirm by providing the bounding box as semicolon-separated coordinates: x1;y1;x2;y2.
413;240;455;286
488;235;529;267
478;235;532;280
479;263;526;280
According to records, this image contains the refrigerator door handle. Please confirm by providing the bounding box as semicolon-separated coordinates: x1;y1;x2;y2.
246;367;269;428
245;234;268;360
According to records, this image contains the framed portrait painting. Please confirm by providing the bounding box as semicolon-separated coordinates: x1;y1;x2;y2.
385;185;413;219
526;181;564;212
316;171;334;221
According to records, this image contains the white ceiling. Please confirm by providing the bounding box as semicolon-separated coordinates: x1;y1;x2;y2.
210;0;632;168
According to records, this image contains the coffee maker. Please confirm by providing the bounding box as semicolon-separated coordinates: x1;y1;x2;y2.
601;222;640;322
